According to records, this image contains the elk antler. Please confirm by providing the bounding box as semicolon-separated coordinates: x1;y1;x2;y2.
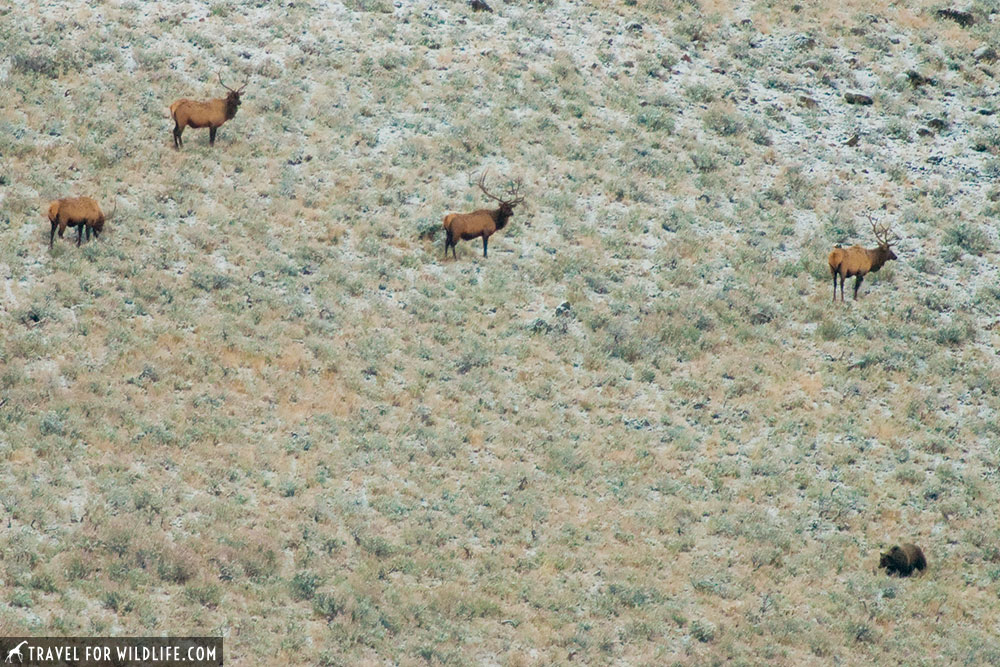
884;225;899;246
477;170;503;203
478;171;525;207
220;73;249;94
108;199;118;220
506;178;525;206
867;213;897;247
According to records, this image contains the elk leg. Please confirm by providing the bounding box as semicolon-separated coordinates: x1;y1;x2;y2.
173;123;182;149
853;275;863;300
49;222;56;248
832;273;838;303
840;274;845;302
444;230;452;258
76;225;83;247
482;237;488;258
210;127;217;146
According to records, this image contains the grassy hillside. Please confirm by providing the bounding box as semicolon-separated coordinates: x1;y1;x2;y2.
3;0;1000;663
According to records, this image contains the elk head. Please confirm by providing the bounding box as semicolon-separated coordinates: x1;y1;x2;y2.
868;213;898;261
219;72;249;111
478;171;525;218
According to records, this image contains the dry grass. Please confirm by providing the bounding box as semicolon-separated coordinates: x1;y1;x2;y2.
2;0;1000;664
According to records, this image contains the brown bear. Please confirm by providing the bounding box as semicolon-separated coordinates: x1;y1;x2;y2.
879;543;927;577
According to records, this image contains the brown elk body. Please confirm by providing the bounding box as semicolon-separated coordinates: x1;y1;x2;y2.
47;196;111;248
170;74;247;149
879;543;927;577
828;218;898;301
443;173;524;259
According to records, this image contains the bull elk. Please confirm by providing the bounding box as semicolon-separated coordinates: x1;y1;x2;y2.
47;196;115;248
443;172;524;259
828;216;898;302
170;73;248;149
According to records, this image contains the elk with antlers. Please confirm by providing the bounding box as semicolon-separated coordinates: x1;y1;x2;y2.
827;216;898;302
443;172;524;259
170;73;248;149
47;196;116;248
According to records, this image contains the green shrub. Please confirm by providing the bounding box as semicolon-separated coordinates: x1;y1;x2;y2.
291;571;323;601
313;593;344;620
944;222;991;254
703;106;745;136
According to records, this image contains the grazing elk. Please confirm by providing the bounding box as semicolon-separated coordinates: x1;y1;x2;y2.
828;216;898;302
47;196;115;248
443;172;524;259
170;73;248;149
